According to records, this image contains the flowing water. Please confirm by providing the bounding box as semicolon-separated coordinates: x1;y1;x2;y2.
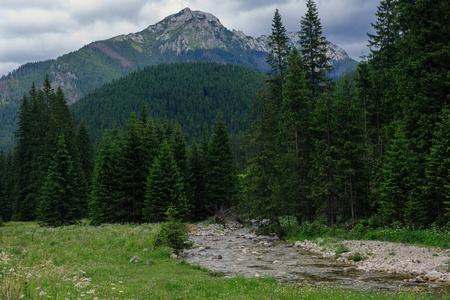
183;227;449;295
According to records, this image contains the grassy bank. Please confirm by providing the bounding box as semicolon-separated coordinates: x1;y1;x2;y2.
283;221;450;249
0;222;444;299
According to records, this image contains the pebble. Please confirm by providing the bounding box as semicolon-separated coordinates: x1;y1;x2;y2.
130;256;142;263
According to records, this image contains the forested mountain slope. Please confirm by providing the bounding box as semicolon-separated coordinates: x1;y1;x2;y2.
0;7;357;151
70;62;265;148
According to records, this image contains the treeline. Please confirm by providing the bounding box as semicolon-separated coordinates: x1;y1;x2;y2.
0;74;237;225
89;109;236;224
241;0;449;232
0;75;94;225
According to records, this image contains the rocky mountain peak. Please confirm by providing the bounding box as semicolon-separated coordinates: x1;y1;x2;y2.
144;7;229;53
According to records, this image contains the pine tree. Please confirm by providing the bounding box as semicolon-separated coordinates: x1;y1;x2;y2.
243;10;290;233
0;151;13;221
267;9;291;96
377;121;425;226
280;48;313;223
206;112;237;213
394;0;449;224
76;121;94;186
38;135;78;226
427;109;450;224
121;113;149;223
187;141;208;220
13;85;47;221
309;91;337;226
300;0;332;99
144;140;189;222
90;129;125;224
332;75;368;223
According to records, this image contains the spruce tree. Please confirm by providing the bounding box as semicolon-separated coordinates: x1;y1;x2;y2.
144;140;189;222
309;91;337;226
300;0;332;99
377;121;424;226
280;48;313;223
38;135;78;226
267;9;291;97
90;129;125;224
332;75;368;223
427;109;450;225
187;141;208;220
244;10;290;233
76;122;94;186
206;112;237;213
121;113;149;223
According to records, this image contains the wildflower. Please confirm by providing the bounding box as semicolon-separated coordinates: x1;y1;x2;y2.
26;273;32;278
39;290;47;296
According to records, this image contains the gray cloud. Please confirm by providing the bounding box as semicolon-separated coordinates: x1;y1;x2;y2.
0;0;380;76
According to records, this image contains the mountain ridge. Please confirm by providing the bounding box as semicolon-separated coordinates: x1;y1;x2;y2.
0;7;358;151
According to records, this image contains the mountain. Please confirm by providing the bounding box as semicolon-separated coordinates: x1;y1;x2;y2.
0;7;358;151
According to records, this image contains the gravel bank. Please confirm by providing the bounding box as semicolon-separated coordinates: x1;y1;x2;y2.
186;223;450;286
294;238;450;283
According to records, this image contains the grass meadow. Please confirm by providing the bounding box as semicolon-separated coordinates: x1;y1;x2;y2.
0;222;445;299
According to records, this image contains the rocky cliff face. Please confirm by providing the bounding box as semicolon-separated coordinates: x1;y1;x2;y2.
114;8;352;63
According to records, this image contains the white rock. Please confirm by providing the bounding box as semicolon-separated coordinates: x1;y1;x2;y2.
425;270;442;281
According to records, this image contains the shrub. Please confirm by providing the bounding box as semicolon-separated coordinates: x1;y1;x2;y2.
334;243;349;258
350;252;363;262
155;206;193;254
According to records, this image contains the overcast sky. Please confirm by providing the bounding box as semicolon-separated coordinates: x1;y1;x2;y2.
0;0;380;77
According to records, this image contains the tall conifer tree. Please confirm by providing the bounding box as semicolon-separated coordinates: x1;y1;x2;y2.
144;140;189;222
38;135;78;226
300;0;332;99
206;112;237;212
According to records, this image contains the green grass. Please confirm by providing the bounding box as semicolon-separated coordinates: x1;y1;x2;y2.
283;221;450;249
0;222;444;299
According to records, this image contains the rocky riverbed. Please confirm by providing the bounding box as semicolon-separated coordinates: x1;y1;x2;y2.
182;223;450;294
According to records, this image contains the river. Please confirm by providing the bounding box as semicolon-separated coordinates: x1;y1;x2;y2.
183;224;449;295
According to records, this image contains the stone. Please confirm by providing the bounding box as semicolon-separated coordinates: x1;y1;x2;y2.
213;254;223;259
146;260;153;265
143;248;149;252
435;263;450;273
425;270;442;281
198;247;205;252
273;260;283;264
171;254;178;259
294;241;303;247
130;256;142;263
254;273;260;278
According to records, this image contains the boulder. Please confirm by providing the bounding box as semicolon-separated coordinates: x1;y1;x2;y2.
435;263;450;273
425;270;442;281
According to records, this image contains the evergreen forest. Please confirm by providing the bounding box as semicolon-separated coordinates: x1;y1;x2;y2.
0;0;448;233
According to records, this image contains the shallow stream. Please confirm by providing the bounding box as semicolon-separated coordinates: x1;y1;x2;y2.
183;227;449;295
